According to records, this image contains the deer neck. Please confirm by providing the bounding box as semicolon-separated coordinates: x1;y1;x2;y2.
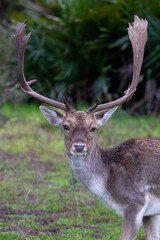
68;139;124;215
68;138;108;188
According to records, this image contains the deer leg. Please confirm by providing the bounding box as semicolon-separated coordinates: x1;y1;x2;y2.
143;215;160;240
120;206;146;240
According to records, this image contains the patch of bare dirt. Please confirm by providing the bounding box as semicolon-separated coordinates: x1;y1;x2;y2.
0;150;55;173
0;207;69;222
0;152;24;162
94;218;110;224
37;218;54;225
0;132;33;140
0;208;53;217
27;149;38;160
32;160;54;172
28;149;55;172
0;207;73;236
0;227;62;236
0;207;105;237
23;226;62;236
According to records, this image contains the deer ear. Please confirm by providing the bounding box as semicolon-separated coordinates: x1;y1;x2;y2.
39;106;64;126
95;107;118;127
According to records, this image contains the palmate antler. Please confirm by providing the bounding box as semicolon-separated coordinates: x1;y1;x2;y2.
87;15;148;113
14;16;148;113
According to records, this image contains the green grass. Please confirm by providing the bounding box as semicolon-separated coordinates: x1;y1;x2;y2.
0;103;160;239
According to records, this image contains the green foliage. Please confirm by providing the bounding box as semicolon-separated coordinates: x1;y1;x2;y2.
143;16;160;80
2;0;160;112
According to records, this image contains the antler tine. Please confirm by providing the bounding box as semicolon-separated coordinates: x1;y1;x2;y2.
86;98;100;113
63;96;74;112
14;21;68;112
87;15;148;113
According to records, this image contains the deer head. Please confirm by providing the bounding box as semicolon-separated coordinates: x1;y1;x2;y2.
14;16;148;157
39;105;117;156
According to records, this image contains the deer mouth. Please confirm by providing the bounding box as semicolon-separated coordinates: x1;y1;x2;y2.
71;140;87;157
72;151;87;157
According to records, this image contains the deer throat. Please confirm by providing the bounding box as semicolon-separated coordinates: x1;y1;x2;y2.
69;154;91;186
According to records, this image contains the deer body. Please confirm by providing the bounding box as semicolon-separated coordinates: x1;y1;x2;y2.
15;16;160;240
69;136;160;240
69;135;160;217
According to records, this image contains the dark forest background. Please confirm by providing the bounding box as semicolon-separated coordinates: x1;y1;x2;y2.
0;0;160;115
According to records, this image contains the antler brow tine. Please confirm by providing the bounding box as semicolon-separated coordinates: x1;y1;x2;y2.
14;21;72;112
87;15;148;113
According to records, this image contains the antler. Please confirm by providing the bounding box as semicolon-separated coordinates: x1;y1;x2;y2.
87;15;148;113
14;21;74;112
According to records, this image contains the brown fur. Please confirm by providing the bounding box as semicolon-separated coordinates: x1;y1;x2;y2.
63;111;96;154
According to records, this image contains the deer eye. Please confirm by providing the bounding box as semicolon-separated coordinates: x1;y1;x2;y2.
63;125;70;131
90;127;96;132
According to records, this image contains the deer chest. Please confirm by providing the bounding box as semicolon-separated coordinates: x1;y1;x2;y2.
69;156;123;215
88;175;123;215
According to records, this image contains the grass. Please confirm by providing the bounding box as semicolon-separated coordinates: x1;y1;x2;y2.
0;103;160;239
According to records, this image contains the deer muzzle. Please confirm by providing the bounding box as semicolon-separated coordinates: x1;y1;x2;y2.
71;139;87;156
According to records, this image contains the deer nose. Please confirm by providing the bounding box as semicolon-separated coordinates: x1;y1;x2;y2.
74;144;85;153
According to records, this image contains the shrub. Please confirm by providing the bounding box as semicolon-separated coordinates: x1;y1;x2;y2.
2;0;160;114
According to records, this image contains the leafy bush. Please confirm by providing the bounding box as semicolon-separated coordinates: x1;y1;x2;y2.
0;21;24;125
2;0;160;113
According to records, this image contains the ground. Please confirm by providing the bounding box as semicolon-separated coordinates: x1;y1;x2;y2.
0;104;159;240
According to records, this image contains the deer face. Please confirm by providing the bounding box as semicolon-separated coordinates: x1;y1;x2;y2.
40;106;117;157
62;111;97;156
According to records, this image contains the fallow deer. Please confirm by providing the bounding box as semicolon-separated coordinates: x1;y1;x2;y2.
14;16;160;240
